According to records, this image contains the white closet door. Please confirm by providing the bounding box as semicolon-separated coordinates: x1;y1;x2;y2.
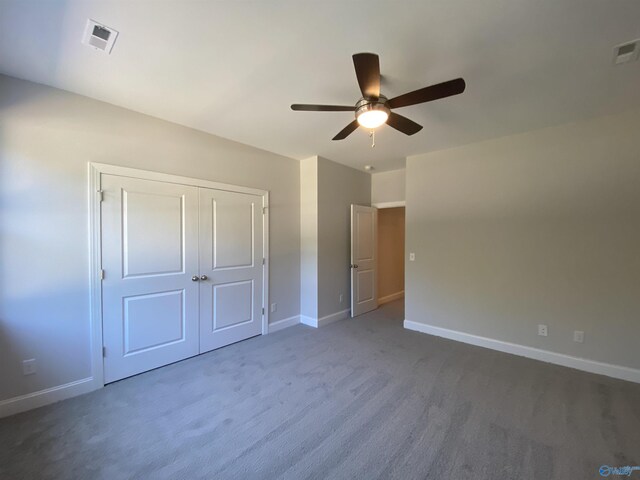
198;188;264;353
101;175;200;383
351;204;378;317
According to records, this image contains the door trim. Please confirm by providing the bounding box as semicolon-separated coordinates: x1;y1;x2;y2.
371;200;405;209
88;162;270;388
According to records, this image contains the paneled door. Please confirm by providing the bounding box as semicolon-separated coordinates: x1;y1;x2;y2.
350;204;378;317
198;188;264;353
101;175;200;383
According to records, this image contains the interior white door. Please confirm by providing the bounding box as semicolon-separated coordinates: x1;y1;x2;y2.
351;204;378;317
101;175;200;383
198;188;264;353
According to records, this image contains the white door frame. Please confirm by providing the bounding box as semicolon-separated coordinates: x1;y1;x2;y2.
88;162;270;388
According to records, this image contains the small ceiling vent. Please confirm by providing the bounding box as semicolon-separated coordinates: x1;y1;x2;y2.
613;40;639;65
82;19;118;54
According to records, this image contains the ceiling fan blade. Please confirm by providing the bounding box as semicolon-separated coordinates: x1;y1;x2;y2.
352;53;380;99
387;78;466;109
291;104;355;112
386;112;423;135
332;120;360;140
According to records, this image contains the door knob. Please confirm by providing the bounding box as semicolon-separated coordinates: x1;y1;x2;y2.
191;275;199;282
200;275;208;281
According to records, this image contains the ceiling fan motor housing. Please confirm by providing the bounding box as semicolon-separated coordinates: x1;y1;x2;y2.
355;95;390;120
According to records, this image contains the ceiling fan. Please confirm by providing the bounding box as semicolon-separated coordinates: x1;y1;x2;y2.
291;53;466;141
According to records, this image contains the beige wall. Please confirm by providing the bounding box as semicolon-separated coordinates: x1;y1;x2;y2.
0;74;300;402
317;157;371;318
299;157;318;318
371;169;405;205
406;108;640;371
299;156;371;320
377;207;405;301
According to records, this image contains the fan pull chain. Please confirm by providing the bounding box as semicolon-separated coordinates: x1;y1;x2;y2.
369;130;376;148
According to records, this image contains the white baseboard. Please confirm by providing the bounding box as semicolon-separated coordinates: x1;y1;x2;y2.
318;309;350;327
404;320;640;384
300;308;351;328
378;291;404;305
300;315;317;328
0;377;99;419
268;315;300;333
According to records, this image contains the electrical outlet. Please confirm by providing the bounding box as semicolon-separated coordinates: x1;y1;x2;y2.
573;330;584;343
22;359;36;376
339;293;343;303
409;252;415;261
538;324;548;337
270;303;277;313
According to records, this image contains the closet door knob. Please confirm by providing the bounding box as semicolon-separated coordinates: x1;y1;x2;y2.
191;275;199;282
200;275;208;281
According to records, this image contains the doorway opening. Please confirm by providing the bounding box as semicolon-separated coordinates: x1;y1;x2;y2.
377;206;405;305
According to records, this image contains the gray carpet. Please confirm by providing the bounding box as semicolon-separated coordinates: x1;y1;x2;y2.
1;300;639;479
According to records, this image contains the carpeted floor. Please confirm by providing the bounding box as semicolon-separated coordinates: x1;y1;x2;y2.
1;300;639;479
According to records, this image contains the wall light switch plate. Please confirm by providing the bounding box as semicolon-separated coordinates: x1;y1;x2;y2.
409;253;415;261
270;303;277;313
573;330;584;343
538;324;548;337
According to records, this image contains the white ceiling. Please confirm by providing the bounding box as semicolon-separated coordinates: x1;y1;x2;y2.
1;1;640;172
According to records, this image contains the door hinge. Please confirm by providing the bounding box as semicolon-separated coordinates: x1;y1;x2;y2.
262;307;265;315
102;346;106;357
100;269;105;280
97;190;104;202
262;258;265;265
262;207;267;214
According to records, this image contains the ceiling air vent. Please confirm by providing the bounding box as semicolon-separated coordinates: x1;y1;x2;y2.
613;40;639;65
82;19;118;54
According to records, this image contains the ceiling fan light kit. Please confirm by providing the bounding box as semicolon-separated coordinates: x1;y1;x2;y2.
355;95;389;129
291;52;466;143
